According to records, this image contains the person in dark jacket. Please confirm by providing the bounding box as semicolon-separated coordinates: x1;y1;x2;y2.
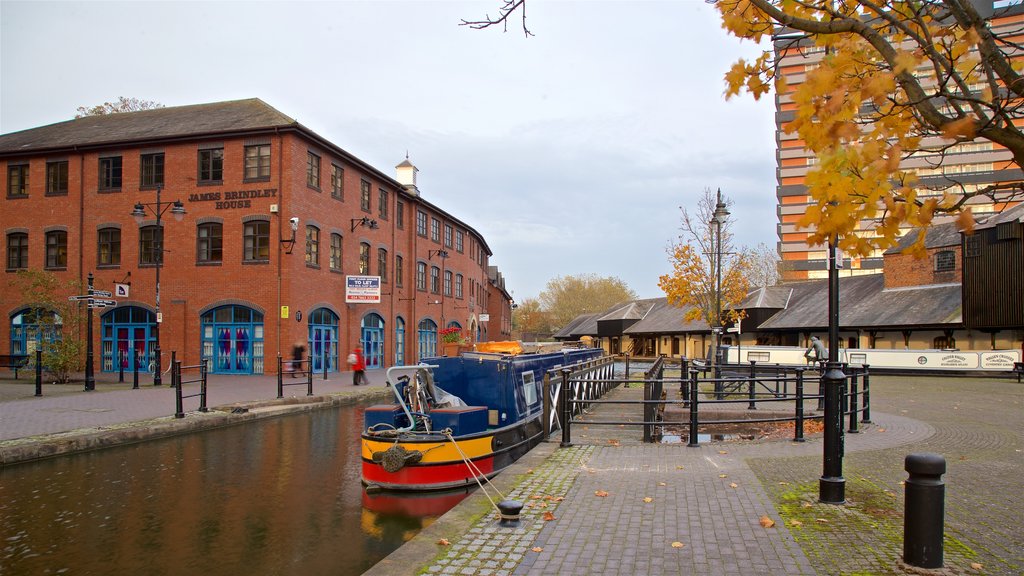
290;342;305;377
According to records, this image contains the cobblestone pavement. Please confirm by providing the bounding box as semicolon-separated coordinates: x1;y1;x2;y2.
408;374;1022;576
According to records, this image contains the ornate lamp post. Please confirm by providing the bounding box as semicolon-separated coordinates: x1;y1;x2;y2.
131;185;185;386
710;189;730;368
820;236;846;503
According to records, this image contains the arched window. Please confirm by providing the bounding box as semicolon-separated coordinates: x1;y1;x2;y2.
308;307;339;373
361;313;385;368
10;308;61;356
395;316;406;365
417;318;438;360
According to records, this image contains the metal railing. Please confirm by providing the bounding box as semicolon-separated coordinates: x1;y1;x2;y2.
277;356;314;398
542;355;617;440
172;353;209;419
555;356;871;445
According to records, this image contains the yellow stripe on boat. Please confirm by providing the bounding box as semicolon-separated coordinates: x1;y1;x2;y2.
361;435;493;463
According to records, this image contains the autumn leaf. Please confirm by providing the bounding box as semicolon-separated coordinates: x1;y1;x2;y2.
531;547;544;553
658;482;667;487
676;465;685;470
671;541;685;548
437;538;450;546
790;520;803;527
543;511;556;521
970;562;984;570
643;497;654;503
719;474;729;478
718;450;729;455
802;502;813;508
607;439;620;447
778;481;790;486
816;518;830;524
595;490;609;497
729;483;739;488
530;495;543;500
759;516;776;528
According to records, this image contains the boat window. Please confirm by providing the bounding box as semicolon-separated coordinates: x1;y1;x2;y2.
522;371;537;406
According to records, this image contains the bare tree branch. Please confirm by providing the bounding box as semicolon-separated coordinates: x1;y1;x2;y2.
460;0;533;37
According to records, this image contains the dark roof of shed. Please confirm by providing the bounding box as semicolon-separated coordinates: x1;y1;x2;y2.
976;202;1024;229
0;98;295;154
623;299;709;334
757;274;961;330
552;312;602;339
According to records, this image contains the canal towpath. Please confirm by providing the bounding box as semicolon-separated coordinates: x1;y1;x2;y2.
1;369;1021;575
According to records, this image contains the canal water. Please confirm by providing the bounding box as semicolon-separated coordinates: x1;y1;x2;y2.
0;403;469;575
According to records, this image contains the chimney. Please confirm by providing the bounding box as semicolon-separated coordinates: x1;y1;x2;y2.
396;156;419;197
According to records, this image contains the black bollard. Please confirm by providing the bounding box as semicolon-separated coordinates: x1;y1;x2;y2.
35;350;43;397
133;350;140;390
903;453;946;569
497;499;523;526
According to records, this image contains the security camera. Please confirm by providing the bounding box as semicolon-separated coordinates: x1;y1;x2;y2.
289;217;299;231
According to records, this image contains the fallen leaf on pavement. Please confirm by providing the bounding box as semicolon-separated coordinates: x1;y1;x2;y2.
676;465;685;470
778;481;789;486
759;516;776;528
671;541;685;548
608;439;620;446
658;482;667;486
595;490;609;497
790;520;803;527
643;497;654;503
530;495;543;500
437;538;450;546
719;474;728;478
543;511;556;521
729;483;738;488
970;562;984;570
816;518;829;523
802;503;813;508
531;547;544;553
718;450;729;455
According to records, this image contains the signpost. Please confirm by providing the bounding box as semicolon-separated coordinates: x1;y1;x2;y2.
68;277;120;391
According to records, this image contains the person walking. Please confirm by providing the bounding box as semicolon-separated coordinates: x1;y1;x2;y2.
349;346;368;386
290;342;306;377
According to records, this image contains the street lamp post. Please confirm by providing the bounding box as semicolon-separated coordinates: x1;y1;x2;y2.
132;186;185;386
711;189;730;369
820;236;847;503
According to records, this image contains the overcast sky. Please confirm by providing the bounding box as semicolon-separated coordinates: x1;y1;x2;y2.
1;0;777;302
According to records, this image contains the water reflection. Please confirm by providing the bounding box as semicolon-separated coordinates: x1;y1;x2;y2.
0;404;462;576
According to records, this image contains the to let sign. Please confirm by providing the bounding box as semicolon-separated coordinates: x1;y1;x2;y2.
346;276;381;303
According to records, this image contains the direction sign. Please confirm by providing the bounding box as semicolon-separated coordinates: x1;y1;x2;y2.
90;299;118;307
91;290;112;298
69;295;93;301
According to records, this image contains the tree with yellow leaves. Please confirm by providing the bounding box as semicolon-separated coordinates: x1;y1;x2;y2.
716;0;1024;255
658;188;750;334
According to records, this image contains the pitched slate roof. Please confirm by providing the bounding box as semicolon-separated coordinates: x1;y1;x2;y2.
736;285;793;310
552;312;602;339
757;274;961;330
885;219;963;254
622;298;709;334
596;299;659;322
0;98;296;155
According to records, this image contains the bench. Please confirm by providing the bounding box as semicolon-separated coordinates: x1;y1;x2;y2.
1014;362;1023;383
0;354;30;378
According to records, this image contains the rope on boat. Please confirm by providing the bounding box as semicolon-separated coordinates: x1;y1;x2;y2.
442;429;506;518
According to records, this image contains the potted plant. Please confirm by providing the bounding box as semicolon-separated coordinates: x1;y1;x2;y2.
439;327;468;357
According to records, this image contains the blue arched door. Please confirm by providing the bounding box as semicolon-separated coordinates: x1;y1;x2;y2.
308;308;338;373
201;305;265;374
361;313;384;369
100;306;153;372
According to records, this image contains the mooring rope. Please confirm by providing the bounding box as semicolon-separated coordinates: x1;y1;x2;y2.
443;429;506;516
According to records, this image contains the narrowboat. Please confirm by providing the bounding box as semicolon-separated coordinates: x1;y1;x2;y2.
361;345;603;492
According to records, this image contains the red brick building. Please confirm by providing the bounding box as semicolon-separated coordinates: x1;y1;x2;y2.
1;99;513;375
